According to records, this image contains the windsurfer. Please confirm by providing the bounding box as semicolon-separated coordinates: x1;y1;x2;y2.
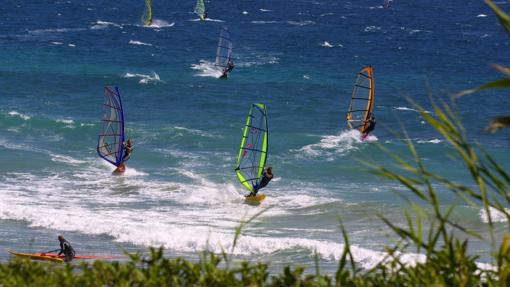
249;167;273;196
362;115;376;138
57;235;75;262
220;60;235;78
123;139;133;162
202;11;208;21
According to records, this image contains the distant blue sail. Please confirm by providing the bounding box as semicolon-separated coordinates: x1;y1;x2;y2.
97;86;125;167
215;26;233;71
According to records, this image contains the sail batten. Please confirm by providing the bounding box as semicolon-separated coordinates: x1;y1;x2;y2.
97;87;125;167
346;67;375;133
235;104;268;193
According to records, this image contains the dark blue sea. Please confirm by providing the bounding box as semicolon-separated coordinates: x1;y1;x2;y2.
0;0;509;272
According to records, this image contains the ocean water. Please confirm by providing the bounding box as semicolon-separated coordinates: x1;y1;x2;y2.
0;0;509;273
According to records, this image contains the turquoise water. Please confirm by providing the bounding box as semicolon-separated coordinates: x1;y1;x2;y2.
0;0;509;272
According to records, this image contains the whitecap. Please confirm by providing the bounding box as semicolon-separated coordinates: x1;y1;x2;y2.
321;41;333;48
416;139;442;144
129;40;153;46
480;207;509;223
287;20;315;26
393;106;430;113
123;72;162;84
251;20;278;24
364;26;381;32
90;20;123;30
8;111;31;120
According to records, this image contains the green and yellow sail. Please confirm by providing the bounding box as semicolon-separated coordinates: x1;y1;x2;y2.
141;0;153;26
194;0;206;21
235;104;269;193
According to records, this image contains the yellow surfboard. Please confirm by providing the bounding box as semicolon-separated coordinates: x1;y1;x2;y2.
244;194;266;205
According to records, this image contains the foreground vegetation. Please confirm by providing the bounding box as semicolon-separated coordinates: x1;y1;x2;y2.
2;1;510;286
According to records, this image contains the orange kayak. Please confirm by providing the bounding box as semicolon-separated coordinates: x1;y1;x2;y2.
7;250;120;262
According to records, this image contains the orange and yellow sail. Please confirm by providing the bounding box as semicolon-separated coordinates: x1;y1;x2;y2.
346;66;374;133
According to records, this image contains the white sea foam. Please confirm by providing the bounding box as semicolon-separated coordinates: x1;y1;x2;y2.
8;111;30;120
287;20;315;26
480;207;509;223
416;139;442;144
145;19;175;28
129;40;153;46
91;20;123;30
123;72;162;84
242;11;249;15
56;119;75;124
251;20;278;24
477;14;488;18
259;9;272;12
191;60;223;78
0;139;31;151
237;55;279;68
51;41;63;45
393;106;430;113
173;126;221;138
294;130;371;160
28;28;86;34
190;18;224;22
0;172;400;269
0;156;495;272
364;26;381;32
49;153;87;166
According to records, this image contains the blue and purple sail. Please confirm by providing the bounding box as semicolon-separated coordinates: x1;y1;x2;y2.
97;86;125;168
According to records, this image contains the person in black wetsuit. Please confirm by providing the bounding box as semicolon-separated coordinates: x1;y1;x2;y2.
220;60;235;79
57;235;75;262
249;167;273;197
362;115;376;139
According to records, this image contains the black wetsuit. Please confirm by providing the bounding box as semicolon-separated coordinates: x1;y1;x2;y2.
250;171;272;196
363;119;376;135
220;63;235;78
58;239;75;262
